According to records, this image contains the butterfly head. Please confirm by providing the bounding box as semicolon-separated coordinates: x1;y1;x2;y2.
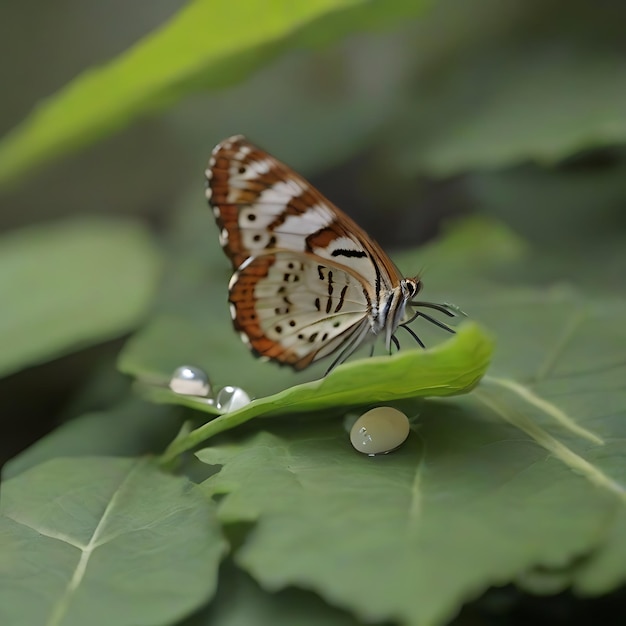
400;277;422;301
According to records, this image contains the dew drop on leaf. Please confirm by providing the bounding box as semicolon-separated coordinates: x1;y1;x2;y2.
216;385;251;412
350;407;410;456
169;365;211;396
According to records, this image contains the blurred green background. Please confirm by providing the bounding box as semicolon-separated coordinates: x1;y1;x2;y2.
1;0;625;466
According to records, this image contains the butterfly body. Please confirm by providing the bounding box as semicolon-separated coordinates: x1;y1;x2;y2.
205;135;456;372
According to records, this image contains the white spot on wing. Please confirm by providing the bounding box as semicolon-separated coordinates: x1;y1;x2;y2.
239;203;284;231
249;158;272;175
232;158;273;181
239;331;251;346
260;179;303;203
229;303;237;319
277;205;334;236
242;230;270;249
228;271;239;290
212;206;220;217
235;145;251;160
238;257;255;272
219;228;229;246
325;236;361;254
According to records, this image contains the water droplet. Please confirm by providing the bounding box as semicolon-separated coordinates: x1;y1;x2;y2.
350;407;410;455
216;386;251;413
169;365;211;397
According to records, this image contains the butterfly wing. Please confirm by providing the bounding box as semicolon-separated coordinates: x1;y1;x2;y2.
205;135;403;293
229;251;373;369
206;135;460;370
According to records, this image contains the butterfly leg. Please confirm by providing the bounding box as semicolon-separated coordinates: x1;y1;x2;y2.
399;323;426;348
390;334;400;354
416;312;456;334
324;320;371;375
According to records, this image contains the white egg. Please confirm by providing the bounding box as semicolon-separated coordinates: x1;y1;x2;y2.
350;407;410;456
169;365;211;397
216;386;251;413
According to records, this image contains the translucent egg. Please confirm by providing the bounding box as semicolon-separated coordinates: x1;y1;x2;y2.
169;365;211;397
216;386;251;413
350;407;410;456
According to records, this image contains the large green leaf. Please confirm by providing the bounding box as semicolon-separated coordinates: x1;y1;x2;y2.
195;291;626;625
1;401;182;480
186;560;361;626
0;217;161;377
391;40;626;175
0;457;226;626
151;322;492;464
0;0;433;187
468;163;626;244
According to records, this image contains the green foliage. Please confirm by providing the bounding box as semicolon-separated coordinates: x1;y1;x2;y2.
0;0;432;187
191;274;626;625
151;323;493;464
0;457;227;626
0;218;161;377
1;1;626;625
390;43;626;175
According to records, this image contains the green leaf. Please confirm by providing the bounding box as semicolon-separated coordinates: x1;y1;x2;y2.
187;560;361;626
153;322;493;464
468;163;626;246
0;217;161;377
2;401;182;480
195;292;626;625
0;0;433;187
0;457;227;626
392;41;626;175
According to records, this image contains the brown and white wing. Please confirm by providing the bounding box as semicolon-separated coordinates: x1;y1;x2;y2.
228;251;373;370
205;135;402;294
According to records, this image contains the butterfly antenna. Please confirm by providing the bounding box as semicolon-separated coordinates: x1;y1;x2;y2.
390;335;400;354
410;301;460;318
399;323;426;348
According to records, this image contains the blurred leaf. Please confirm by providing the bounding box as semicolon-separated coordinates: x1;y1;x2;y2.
169;25;419;175
464;163;626;294
0;217;161;377
468;162;626;245
151;323;492;464
196;292;626;626
394;215;529;291
392;42;626;175
0;457;227;626
574;508;626;595
186;560;362;626
2;401;182;480
0;0;434;187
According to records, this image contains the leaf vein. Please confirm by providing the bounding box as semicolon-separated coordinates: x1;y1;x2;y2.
46;459;146;626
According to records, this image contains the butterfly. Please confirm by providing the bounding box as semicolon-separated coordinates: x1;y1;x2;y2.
205;135;460;373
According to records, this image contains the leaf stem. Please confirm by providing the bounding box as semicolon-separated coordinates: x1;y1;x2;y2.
482;375;604;445
158;407;258;467
474;388;626;500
